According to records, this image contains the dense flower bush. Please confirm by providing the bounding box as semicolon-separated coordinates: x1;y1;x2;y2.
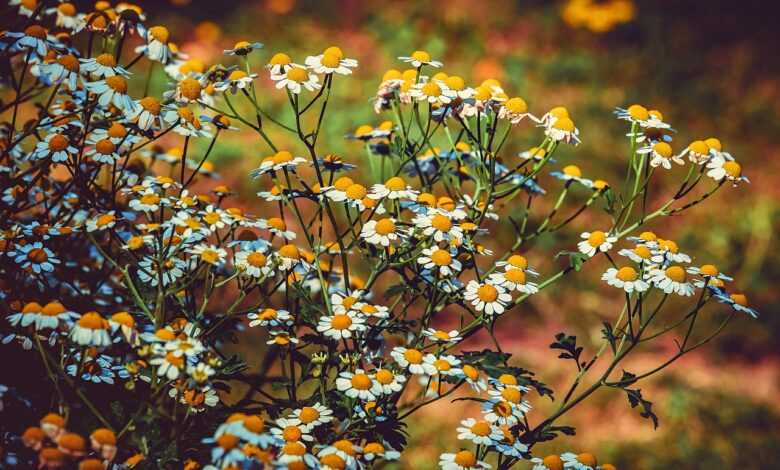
0;2;759;469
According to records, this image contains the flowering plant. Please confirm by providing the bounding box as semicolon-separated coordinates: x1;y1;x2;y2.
0;2;758;470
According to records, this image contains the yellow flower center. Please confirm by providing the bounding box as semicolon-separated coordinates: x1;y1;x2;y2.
108;122;127;138
96;139;115;155
627;104;649;121
730;293;747;306
411;50;431;62
139;193;160;206
445;75;465;90
689;140;709;154
462;364;479;380
543;455;564;470
298;407;319;423
470;420;492;436
665;266;686;282
105;75;128;93
178;78;201;100
454;450;477;467
501;387;522;403
148;26;169;43
366;369;391;386
200;249;219;264
577;453;598;467
58;54;79;72
281;426;301;442
320;53;341;68
333;176;354;191
269;52;291;65
25;25;47;39
616;267;638;282
705;137;722;151
403;348;423;364
430;214;452;232
374;218;396;236
563;165;582;177
588;231;607;247
41;302;66;316
58;3;76;16
504;97;527;113
505;268;526;284
96;213;115;227
27;248;48;263
78;312;107;330
499;374;517;385
320;454;346;469
48;134;69;151
323;46;344;59
330;314;352;330
699;264;718;276
234;40;250;49
286;67;309;83
653;142;673;158
553;117;575;132
433;359;451;371
283;441;305;456
363;442;384;455
477;284;498;302
345;184;367;200
430;249;452;266
723;161;741;178
384;176;406;191
350;373;372;390
228;70;248;81
421;82;442;97
279;244;299;259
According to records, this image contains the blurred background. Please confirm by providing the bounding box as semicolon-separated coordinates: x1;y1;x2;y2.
96;0;780;467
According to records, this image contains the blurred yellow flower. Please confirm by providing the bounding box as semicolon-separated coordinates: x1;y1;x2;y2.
562;0;636;33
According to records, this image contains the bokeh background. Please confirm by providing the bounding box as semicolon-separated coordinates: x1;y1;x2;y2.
70;0;780;467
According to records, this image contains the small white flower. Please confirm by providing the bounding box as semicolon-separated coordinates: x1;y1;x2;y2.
335;369;377;401
601;267;649;293
646;266;695;296
577;231;617;257
464;280;512;316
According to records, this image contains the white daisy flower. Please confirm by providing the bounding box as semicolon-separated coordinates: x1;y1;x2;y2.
457;418;496;446
247;308;292;328
272;65;320;94
69;312;111;347
234;249;273;278
464;280;512;316
409;79;456;105
617;245;654;264
335;369;377;401
643;142;683;169
531;455;565;470
488;267;539;294
418;247;462;277
422;328;463;344
316;311;367;341
84;76;138;113
214;70;257;94
391;347;437;375
369;176;419;201
399;50;443;68
412;211;463;242
424;354;462;377
601;267;649;293
32;133;78;163
650;239;691;264
85;211;117;232
706;155;747;184
360;217;405;247
561;452;598;470
188;244;227;265
79;53;129;78
646;265;695;296
305;47;357;75
460;364;488;392
271;418;313;442
289;403;334;432
372;368;406;395
439;450;490;470
577;231;617;257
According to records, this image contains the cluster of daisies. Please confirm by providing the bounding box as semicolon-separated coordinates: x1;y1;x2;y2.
0;1;760;468
16;413;128;470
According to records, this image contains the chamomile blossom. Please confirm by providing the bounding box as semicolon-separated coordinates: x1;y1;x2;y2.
305;47;358;75
645;265;695;296
713;291;759;318
706;155;747;184
272;65;320;94
391;347;437;375
499;97;531;124
615;104;670;130
601;266;649;293
371;368;406;395
412;211;463;242
84;76;138;113
424;354;462;377
410;79;455;105
234;249;273;278
687;264;732;288
32;133;77;162
214;70;257;94
422;328;463;344
248;308;292;328
13;242;60;273
457;418;496;446
464;280;512;315
561;452;598;470
369;176;418;200
361;217;405;247
289;403;334;432
545;115;580;144
646;142;682;169
531;455;565;470
617;244;654;264
80;53;130;78
85;211;117;232
141;26;172;63
418;247;462;277
70;312;111;347
439;450;490;470
399;50;442;68
577;231;617;257
188;244;227;266
316;311;367;340
336;369;377;401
